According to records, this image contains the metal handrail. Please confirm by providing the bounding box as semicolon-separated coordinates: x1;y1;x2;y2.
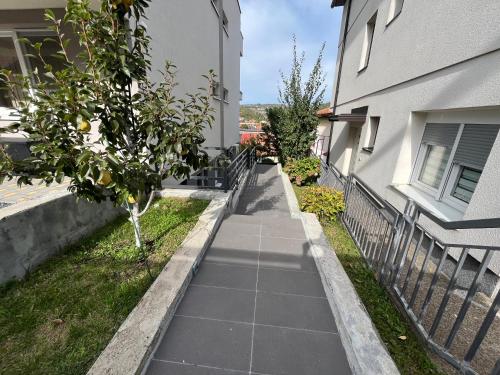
179;147;256;191
318;163;500;375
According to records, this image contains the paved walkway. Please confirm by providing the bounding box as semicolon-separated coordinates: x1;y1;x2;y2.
145;164;351;375
0;178;69;207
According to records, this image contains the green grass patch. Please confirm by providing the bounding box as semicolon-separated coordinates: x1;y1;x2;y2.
0;198;208;375
293;185;443;375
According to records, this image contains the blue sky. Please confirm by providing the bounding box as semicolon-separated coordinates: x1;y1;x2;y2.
240;0;343;104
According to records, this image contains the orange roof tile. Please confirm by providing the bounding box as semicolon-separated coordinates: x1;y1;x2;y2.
316;107;333;118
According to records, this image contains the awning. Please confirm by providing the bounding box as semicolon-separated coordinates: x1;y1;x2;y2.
328;113;367;123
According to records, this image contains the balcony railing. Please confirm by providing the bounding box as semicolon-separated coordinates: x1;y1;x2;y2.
319;160;500;375
182;147;256;192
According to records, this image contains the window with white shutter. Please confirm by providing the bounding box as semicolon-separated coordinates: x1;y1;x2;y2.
412;123;499;209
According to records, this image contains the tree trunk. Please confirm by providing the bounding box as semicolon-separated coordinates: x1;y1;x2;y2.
126;198;153;280
130;202;142;248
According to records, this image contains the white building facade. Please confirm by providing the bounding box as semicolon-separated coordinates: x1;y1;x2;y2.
0;0;242;157
327;0;500;274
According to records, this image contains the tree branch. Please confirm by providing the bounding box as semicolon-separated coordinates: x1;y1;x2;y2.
137;189;156;217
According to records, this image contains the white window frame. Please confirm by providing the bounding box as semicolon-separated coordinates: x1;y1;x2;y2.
442;163;481;211
211;0;229;36
386;0;404;25
410;123;487;212
364;116;380;150
0;28;56;116
358;12;377;72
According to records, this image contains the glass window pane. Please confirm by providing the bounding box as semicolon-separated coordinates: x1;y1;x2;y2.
19;33;65;83
0;36;22;108
452;167;481;203
418;144;450;189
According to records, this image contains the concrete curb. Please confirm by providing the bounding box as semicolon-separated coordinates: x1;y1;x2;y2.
87;191;230;375
277;163;301;219
301;213;400;375
279;171;399;375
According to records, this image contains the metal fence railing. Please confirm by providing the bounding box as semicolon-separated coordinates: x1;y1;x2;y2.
318;159;346;192
319;161;500;375
182;147;256;192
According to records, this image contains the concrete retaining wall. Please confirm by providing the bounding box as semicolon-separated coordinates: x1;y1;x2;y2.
0;191;124;284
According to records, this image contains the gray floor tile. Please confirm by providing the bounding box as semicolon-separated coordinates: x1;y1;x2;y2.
255;291;337;332
146;360;248;374
260;236;311;254
154;316;252;372
259;237;317;272
218;220;261;236
193;262;257;290
211;233;260;251
259;252;317;273
251;325;351;375
237;201;289;216
260;219;306;239
236;191;289;215
224;214;262;225
176;285;255;323
258;268;326;297
205;234;260;267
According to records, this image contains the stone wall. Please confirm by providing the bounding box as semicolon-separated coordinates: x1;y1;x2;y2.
0;191;124;284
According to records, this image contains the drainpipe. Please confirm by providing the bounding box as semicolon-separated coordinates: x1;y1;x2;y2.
326;0;352;165
218;0;225;152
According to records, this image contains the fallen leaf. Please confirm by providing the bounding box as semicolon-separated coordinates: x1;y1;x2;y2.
398;335;407;341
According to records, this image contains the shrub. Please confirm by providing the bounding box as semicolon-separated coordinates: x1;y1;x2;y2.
284;157;321;186
264;36;326;163
300;185;345;221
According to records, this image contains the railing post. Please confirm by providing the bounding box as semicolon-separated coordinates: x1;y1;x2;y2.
223;166;229;193
246;148;250;170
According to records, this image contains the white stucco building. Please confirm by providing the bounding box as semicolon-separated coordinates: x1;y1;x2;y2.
0;0;242;158
327;0;500;274
312;107;332;161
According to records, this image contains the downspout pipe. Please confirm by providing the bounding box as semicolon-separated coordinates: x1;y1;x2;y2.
326;0;352;164
218;0;225;152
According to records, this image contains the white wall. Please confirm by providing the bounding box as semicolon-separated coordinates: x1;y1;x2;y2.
0;1;242;154
334;0;500;106
146;0;242;153
222;0;243;149
328;0;500;273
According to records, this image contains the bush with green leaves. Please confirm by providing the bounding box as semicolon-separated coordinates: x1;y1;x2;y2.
0;0;214;256
264;36;326;163
284;157;320;186
299;185;345;221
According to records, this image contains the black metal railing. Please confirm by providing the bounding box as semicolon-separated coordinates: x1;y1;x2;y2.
318;159;346;192
319;163;500;375
182;147;256;192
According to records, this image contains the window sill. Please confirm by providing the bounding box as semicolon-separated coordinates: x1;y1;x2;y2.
213;97;229;104
211;0;219;16
385;10;402;28
357;65;368;74
391;183;464;222
0;108;20;121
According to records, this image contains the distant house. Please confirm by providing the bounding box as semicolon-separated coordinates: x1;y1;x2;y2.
312;107;333;161
0;0;243;158
326;0;500;275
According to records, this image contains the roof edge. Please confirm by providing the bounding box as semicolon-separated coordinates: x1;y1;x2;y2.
331;0;346;8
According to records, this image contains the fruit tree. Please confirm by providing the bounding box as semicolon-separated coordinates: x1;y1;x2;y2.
0;0;214;257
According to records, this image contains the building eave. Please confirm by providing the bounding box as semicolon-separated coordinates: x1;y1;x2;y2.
328;113;367;123
331;0;346;8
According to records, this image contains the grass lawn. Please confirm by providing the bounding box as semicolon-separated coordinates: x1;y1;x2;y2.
0;197;208;375
293;185;444;375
